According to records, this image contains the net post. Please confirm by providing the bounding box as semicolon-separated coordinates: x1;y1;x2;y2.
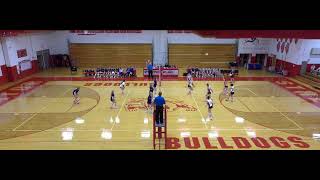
164;105;167;149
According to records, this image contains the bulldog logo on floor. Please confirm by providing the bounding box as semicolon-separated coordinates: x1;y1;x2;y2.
125;98;197;112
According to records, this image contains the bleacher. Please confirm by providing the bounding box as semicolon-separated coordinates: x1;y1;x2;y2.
295;72;320;89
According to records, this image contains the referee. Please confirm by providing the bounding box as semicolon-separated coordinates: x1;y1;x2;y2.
154;91;166;126
147;61;153;79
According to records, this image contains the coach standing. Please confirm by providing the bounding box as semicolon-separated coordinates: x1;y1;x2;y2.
147;61;153;79
154;91;166;126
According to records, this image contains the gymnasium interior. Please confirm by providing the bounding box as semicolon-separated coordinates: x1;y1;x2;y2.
0;30;320;150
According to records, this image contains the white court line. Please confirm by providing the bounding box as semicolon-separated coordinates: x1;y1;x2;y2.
110;90;130;131
191;91;208;129
245;88;258;96
245;88;304;130
12;110;43;131
12;88;72;131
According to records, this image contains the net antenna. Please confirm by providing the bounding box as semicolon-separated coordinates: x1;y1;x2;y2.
158;64;161;87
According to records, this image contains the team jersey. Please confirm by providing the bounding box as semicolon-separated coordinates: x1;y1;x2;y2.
224;80;228;87
230;86;235;94
207;85;213;94
120;81;125;89
111;92;115;102
187;74;192;82
153;80;157;88
147;95;152;104
73;88;79;96
207;99;213;108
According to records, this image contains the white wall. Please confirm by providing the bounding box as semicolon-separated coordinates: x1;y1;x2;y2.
3;36;32;67
2;33;52;67
269;38;303;65
0;42;5;66
300;40;320;64
237;38;271;55
30;33;50;59
47;31;69;54
168;33;236;44
238;38;320;65
268;39;320;65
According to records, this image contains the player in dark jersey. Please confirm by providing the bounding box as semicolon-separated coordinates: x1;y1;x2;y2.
153;78;157;95
147;92;153;113
73;87;80;104
110;90;117;109
149;83;154;95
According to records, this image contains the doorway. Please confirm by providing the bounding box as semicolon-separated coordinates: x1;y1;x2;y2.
37;49;50;70
239;54;251;67
256;54;267;66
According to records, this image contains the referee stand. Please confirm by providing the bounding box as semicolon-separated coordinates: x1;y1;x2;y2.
153;105;167;150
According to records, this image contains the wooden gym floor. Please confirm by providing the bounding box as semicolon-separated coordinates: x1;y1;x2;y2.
0;67;320;150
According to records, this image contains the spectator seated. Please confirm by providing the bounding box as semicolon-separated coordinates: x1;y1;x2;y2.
82;67;137;78
186;67;223;78
83;69;95;77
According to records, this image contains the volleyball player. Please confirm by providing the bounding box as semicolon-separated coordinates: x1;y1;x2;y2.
206;95;214;120
187;80;193;95
120;80;126;95
187;72;195;87
226;84;235;102
110;90;117;109
73;87;80;104
153;78;157;95
223;77;228;95
206;83;213;98
147;92;153;113
149;83;154;95
229;71;235;84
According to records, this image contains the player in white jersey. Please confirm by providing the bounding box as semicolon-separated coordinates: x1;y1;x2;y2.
229;71;235;84
187;72;195;88
206;83;213;97
119;80;126;95
223;77;228;95
206;95;214;120
187;73;192;83
226;84;235;102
